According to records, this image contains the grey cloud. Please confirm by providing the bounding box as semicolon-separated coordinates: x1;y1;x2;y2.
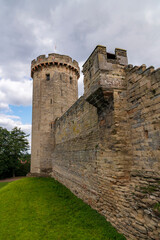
0;0;160;137
0;0;160;93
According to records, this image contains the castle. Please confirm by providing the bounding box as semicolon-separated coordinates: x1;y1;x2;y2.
30;45;160;240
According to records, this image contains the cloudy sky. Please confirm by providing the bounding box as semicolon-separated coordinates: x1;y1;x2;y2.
0;0;160;147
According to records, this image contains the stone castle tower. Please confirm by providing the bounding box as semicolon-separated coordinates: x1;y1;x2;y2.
30;45;160;240
31;53;80;174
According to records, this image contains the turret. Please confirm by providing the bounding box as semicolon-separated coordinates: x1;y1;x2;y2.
31;53;80;174
82;45;128;110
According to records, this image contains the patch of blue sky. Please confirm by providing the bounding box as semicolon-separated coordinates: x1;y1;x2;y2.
9;105;32;124
24;76;32;81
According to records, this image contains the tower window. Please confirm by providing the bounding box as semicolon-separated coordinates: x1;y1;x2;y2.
70;76;73;84
46;74;50;81
50;99;52;104
50;122;54;129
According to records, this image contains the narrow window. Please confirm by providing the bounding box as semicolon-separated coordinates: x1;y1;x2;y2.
61;89;63;96
70;76;73;84
46;73;50;81
144;130;148;138
61;107;63;113
50;99;52;104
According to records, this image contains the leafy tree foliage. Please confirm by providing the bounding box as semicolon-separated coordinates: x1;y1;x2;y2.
16;153;31;176
0;127;30;179
0;127;11;178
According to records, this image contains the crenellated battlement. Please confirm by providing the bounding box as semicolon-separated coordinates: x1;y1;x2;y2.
83;45;128;74
125;64;160;79
31;53;80;78
82;45;128;106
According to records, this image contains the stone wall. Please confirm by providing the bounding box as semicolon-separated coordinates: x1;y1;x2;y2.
51;90;134;238
52;97;99;202
31;45;160;240
51;59;160;239
126;65;160;239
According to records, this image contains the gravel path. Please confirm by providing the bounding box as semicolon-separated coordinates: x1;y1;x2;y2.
0;177;26;182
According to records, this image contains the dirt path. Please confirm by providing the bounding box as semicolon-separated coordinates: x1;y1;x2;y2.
0;177;26;182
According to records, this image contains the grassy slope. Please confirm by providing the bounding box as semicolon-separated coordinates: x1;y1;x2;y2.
0;182;9;189
0;178;126;240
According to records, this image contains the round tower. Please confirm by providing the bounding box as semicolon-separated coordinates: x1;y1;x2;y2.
31;53;80;174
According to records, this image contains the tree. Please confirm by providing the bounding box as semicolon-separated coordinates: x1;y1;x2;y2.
9;127;29;177
0;127;11;178
0;127;29;178
16;153;31;176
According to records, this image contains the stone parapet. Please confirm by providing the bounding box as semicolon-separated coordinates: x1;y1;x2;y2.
82;45;127;96
31;53;80;78
82;45;128;74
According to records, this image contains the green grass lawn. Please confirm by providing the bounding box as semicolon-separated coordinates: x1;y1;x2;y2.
0;177;126;240
0;182;9;189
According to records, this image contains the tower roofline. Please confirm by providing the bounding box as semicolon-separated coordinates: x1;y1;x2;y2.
31;53;80;78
